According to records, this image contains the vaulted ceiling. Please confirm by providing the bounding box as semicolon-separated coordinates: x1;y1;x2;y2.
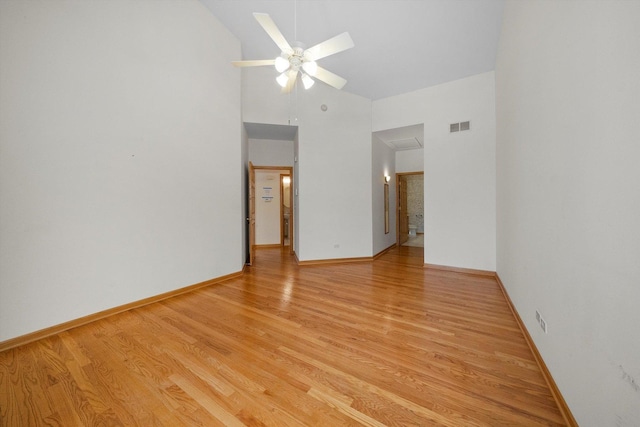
201;0;504;101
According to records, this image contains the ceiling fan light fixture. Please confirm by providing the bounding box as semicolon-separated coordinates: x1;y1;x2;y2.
301;73;315;90
276;72;289;88
232;13;354;93
275;56;290;73
302;60;317;76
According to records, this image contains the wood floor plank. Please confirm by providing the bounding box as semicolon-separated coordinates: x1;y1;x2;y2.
0;246;567;426
169;374;243;427
308;387;386;427
0;347;59;427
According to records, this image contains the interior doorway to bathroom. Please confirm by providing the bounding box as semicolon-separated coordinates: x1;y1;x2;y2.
396;172;424;247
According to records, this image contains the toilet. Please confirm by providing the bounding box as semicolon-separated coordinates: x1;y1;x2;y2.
408;225;417;237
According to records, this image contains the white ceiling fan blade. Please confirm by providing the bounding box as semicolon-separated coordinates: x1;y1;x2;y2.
314;66;347;90
253;13;292;54
305;32;354;61
281;70;298;94
231;59;276;68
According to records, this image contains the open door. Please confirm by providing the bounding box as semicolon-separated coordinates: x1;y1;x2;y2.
397;175;409;246
280;174;292;249
248;161;256;265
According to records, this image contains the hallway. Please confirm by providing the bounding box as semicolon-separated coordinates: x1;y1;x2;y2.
402;233;424;247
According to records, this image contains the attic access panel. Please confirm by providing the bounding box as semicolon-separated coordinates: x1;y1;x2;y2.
389;137;422;151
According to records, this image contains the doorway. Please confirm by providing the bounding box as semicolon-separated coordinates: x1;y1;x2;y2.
248;165;294;265
244;123;298;266
280;174;292;247
397;172;424;247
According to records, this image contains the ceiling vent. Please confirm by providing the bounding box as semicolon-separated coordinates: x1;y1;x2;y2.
450;123;460;133
460;121;470;131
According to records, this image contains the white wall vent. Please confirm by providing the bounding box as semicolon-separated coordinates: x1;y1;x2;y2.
450;121;471;133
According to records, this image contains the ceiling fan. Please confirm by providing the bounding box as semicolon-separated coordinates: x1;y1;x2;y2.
232;13;354;93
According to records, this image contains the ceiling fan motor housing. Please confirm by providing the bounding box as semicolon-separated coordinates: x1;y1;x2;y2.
287;46;306;71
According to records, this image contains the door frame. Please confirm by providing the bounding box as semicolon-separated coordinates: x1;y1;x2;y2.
248;162;256;265
248;165;294;263
279;173;292;248
396;171;424;247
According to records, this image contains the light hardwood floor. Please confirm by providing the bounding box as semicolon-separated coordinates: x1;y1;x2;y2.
0;246;566;426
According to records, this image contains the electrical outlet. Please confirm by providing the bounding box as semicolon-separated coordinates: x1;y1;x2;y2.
535;310;547;333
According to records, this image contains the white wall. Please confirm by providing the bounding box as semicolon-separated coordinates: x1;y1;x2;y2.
0;0;242;342
372;135;396;255
242;67;296;126
242;69;374;261
396;149;424;173
373;72;496;271
496;2;640;425
248;139;294;166
297;84;373;261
